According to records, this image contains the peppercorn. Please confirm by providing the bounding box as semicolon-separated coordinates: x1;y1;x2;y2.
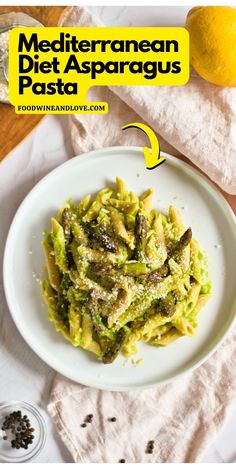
80;423;87;428
109;417;117;422
1;410;35;450
119;459;126;463
85;414;93;423
145;440;155;454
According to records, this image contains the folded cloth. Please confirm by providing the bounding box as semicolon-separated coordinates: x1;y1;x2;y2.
48;7;236;463
48;332;236;463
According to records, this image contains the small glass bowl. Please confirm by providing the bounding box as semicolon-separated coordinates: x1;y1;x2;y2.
0;401;47;463
0;11;44;103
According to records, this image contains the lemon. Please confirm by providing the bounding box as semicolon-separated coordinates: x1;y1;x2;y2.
185;6;236;87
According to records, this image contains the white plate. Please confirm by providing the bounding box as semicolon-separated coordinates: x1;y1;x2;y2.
3;147;236;391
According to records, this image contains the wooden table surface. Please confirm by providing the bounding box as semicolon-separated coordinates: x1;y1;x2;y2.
0;5;235;213
0;6;66;161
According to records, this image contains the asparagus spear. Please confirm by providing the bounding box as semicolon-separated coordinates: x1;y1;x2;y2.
87;290;115;341
133;212;147;260
102;329;127;364
135;212;147;240
113;275;177;330
61;207;74;244
147;264;169;283
168;228;192;259
122;262;147;276
158;293;176;317
85;222;118;253
56;274;71;326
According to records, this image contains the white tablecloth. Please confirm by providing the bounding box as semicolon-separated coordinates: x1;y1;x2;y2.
0;6;236;463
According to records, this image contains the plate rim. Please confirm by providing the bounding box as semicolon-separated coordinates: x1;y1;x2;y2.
3;146;236;391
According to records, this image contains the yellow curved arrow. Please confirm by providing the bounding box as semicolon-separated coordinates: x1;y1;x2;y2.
122;122;166;170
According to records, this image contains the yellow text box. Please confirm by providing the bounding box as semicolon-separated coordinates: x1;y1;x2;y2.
9;27;189;114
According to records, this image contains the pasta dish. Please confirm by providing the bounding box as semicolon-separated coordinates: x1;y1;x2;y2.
41;178;211;363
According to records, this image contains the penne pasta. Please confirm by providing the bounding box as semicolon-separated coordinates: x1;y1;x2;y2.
41;179;211;364
42;239;61;291
77;194;92;217
190;239;202;283
168;206;185;238
140;188;154;215
51;217;68;272
189;293;211;317
173;318;195;337
116;176;128;198
150;327;183;346
110;208;135;248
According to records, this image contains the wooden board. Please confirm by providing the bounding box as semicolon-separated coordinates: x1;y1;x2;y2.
0;6;66;161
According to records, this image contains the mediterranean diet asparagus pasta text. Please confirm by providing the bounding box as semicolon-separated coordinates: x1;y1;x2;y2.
41;178;211;363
